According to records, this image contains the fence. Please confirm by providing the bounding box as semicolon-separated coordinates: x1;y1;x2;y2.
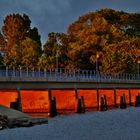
0;65;139;81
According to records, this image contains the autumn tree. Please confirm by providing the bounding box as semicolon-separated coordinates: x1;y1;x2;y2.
0;32;5;65
65;8;140;72
2;13;42;66
0;32;5;53
66;9;124;70
28;27;42;49
2;14;31;46
21;37;41;67
41;32;68;68
102;37;140;74
1;9;140;74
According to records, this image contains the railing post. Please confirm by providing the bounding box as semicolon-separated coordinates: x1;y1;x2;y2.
32;67;34;77
38;66;40;77
116;73;118;80
66;68;68;78
126;73;128;80
26;67;29;77
120;73;122;79
55;68;57;78
17;87;22;111
19;66;22;77
49;68;52;78
60;68;62;78
96;88;99;111
44;68;47;77
73;69;76;78
75;88;78;99
82;70;84;78
86;70;88;78
89;71;92;79
128;73;130;80
128;88;132;106
6;66;8;77
134;74;136;80
13;66;15;77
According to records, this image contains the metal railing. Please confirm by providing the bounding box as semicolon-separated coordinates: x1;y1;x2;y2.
0;65;139;81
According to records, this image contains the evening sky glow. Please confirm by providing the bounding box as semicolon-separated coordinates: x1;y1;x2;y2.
0;0;140;44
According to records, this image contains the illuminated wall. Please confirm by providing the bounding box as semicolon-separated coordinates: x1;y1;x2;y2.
77;90;97;110
116;89;129;106
0;90;17;107
52;90;75;112
99;89;114;108
130;89;140;105
0;89;140;114
21;90;49;112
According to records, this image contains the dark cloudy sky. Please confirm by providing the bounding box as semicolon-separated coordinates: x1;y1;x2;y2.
0;0;140;44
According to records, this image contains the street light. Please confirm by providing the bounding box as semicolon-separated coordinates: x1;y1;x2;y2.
96;53;100;72
56;49;60;72
137;60;140;75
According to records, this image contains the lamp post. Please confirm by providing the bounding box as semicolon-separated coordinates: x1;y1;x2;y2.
138;60;140;76
56;50;60;72
96;53;100;72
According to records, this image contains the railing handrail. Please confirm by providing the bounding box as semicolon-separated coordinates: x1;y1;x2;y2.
0;65;139;81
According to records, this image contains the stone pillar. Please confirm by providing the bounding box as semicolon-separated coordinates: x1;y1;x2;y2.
120;94;126;109
114;88;117;107
104;94;108;110
100;95;107;111
75;89;85;113
75;88;78;99
75;88;81;113
128;88;132;106
48;89;52;100
52;97;57;116
96;88;99;111
17;87;22;111
135;93;140;107
81;96;85;113
100;97;104;111
76;98;82;113
48;89;57;117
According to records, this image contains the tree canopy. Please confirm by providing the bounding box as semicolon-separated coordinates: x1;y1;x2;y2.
62;8;140;73
0;9;140;74
1;13;42;67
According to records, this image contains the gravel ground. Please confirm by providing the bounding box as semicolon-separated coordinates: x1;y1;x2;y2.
1;107;140;140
